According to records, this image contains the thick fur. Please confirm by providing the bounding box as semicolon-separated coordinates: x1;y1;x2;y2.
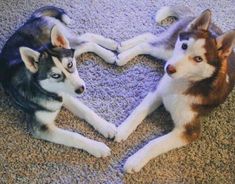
114;7;235;172
0;6;118;157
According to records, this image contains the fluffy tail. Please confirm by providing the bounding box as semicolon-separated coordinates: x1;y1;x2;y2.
30;6;71;25
155;6;194;25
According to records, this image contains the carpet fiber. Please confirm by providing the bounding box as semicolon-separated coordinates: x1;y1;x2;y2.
0;0;234;183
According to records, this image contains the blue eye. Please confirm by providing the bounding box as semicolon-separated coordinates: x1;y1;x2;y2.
181;43;188;50
51;73;61;79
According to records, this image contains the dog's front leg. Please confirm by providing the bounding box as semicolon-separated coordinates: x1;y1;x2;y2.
78;33;118;51
33;111;111;157
62;94;117;139
124;128;186;173
116;43;172;66
74;42;116;64
124;120;201;173
115;90;162;142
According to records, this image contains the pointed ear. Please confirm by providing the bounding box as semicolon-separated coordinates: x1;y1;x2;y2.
186;9;211;31
216;30;235;57
19;47;40;73
51;26;70;48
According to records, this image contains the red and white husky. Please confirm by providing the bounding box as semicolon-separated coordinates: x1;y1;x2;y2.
114;7;235;173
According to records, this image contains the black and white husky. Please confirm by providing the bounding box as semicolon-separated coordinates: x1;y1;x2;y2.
0;6;118;157
114;7;235;172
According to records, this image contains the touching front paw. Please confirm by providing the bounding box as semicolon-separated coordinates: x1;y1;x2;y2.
124;154;145;173
115;53;129;66
114;125;132;142
105;52;117;64
117;42;132;53
105;39;119;51
87;141;111;158
117;43;127;53
98;123;117;139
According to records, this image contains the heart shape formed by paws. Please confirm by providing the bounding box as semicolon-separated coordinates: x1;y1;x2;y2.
76;53;165;126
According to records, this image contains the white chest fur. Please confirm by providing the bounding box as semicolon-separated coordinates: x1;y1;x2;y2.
158;74;199;125
38;99;62;112
35;110;60;124
35;99;62;124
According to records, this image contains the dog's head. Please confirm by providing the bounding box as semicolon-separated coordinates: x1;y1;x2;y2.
19;26;85;97
165;10;235;82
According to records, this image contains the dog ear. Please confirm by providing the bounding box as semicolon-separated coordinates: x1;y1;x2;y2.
19;47;40;73
216;30;235;58
186;9;211;31
51;25;70;48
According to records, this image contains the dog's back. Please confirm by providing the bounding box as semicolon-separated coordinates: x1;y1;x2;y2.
30;6;70;24
0;6;71;113
0;6;70;81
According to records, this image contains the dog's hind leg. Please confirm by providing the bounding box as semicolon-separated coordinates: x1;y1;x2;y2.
32;111;111;157
74;42;117;64
115;89;162;142
116;43;172;66
62;94;117;139
118;33;157;53
78;33;118;51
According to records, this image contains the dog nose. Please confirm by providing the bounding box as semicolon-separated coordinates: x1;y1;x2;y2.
75;86;85;94
166;64;176;74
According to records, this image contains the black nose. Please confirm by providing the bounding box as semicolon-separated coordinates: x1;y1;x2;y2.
75;86;85;94
166;64;176;75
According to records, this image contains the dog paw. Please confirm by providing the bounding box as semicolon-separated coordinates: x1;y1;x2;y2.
115;131;129;142
124;154;145;173
115;54;129;66
98;123;117;139
114;125;132;142
87;141;111;158
105;39;119;51
104;52;117;64
117;43;127;53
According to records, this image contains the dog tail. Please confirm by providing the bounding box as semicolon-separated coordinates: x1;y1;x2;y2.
31;6;71;25
155;6;194;25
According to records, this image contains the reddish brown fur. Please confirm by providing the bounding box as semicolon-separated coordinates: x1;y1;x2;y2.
185;29;235;115
182;119;201;143
181;28;235;146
